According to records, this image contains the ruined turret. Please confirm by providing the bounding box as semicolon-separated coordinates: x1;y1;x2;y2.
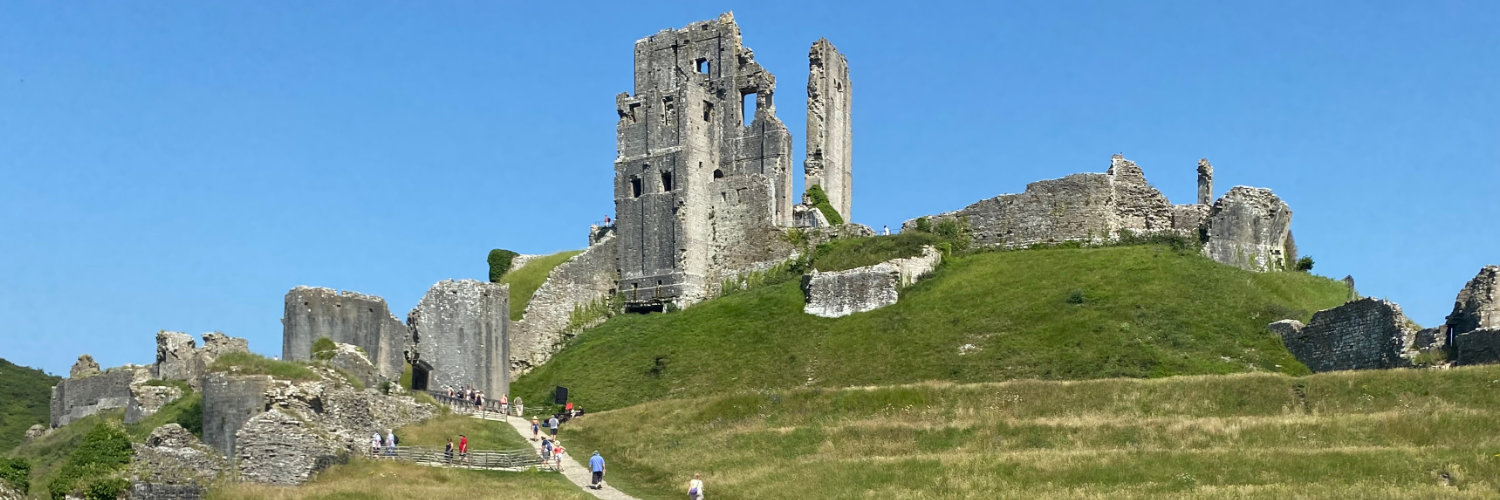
805;38;853;222
1196;158;1213;205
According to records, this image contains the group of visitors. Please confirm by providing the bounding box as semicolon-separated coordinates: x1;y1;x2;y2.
443;434;470;464
369;429;398;457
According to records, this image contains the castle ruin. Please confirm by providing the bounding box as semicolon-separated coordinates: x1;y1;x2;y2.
613;13;853;311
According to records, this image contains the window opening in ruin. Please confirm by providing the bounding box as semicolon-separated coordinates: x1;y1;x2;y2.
713;169;724;180
662;96;674;121
741;92;757;127
411;362;431;391
702;101;713;121
661;171;674;191
696;58;709;75
625;103;641;123
630;176;643;198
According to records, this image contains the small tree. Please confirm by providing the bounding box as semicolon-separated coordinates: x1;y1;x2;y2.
488;249;519;282
1296;256;1315;272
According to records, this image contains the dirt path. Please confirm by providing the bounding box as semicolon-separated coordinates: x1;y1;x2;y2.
484;413;642;500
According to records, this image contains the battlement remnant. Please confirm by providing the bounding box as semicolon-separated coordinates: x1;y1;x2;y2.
281;286;408;379
805;38;852;222
1196;158;1214;205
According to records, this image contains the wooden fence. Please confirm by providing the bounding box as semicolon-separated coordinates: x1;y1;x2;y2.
377;445;542;470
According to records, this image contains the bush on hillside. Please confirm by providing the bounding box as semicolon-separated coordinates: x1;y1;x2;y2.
0;359;62;452
311;337;338;361
0;458;30;494
1296;256;1315;272
805;185;844;225
487;249;520;283
810;232;941;272
906;216;972;253
47;424;131;500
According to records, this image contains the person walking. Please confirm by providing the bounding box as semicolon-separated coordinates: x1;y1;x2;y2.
475;391;485;416
541;437;552;462
500;394;509;417
551;441;565;471
384;429;396;457
531;417;540;441
370;432;381;457
444;438;454;464
588;451;606;489
514;396;524;417
688;473;705;499
548;414;560;439
458;434;469;464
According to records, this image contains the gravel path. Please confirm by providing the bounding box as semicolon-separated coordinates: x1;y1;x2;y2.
484;413;643;500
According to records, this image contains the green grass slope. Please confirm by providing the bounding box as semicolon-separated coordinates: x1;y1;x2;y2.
501;250;584;320
209;459;588;500
566;365;1500;499
0;360;59;452
514;244;1349;412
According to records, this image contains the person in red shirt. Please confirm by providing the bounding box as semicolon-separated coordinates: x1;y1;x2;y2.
458;434;469;464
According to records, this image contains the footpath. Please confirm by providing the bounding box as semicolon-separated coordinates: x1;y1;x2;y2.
477;412;642;500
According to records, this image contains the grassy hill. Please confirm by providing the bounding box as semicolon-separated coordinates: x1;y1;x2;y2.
512;242;1350;412
502;250;584;320
0;359;59;452
562;365;1500;499
210;460;588;500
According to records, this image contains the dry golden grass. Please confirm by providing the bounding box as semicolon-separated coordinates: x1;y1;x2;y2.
208;459;589;500
562;366;1500;499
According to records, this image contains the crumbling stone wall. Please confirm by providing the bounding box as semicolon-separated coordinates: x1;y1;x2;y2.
901;155;1186;248
71;354;100;378
124;384;183;425
511;235;618;378
802;245;942;318
1455;329;1500;365
235;409;344;485
802;265;899;318
805;38;852;222
282;286;407;379
153;331;248;391
1201;186;1292;272
613;13;795;310
407;279;508;396
200;372;270;457
1273;298;1419;372
50;363;148;428
1445;265;1499;334
128;423;226;497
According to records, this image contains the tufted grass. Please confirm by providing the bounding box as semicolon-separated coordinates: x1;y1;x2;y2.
810;232;941;272
207;458;589;500
513;244;1350;414
207;352;318;381
563;365;1500;499
501;250;585;321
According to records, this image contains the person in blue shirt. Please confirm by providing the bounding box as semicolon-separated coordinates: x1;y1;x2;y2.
588;451;606;489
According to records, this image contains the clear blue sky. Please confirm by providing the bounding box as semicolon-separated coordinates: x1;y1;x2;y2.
3;2;1496;376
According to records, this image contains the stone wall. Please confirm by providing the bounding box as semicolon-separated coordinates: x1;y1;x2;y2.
900;156;1191;248
407;279;508;395
50;364;148;428
282;286;408;379
887;245;942;287
1274;298;1419;372
125;384;183;425
1455;329;1500;365
805;37;853;222
802;264;899;318
200;372;271;458
511;235;618;378
154;331;248;391
1201;186;1292;272
236;409;344;485
1445;265;1499;334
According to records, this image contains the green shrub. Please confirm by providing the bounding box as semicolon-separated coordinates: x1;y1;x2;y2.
0;458;30;494
1296;256;1315;272
1066;289;1086;305
311;337;338;361
487;249;520;283
805;185;845;225
48;424;131;500
810;232;941;272
208;352;318;381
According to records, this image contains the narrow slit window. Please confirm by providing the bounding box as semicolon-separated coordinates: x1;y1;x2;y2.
662;96;674;120
661;171;674;191
630;176;643;198
741;92;757;126
702;101;713;121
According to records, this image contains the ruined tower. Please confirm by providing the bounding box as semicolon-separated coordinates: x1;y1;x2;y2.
1197;158;1214;205
613;13;796;310
804;38;853;221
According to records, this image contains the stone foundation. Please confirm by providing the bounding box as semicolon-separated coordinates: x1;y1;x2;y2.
1274;298;1418;372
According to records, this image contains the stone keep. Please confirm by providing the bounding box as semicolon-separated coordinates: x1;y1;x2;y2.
613;13;796;310
805;38;852;222
282;286;408;379
407;279;509;396
1201;186;1293;272
1445;265;1499;334
1273;298;1419;372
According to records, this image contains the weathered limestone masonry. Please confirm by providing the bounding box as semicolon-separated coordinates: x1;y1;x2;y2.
901;155;1187;247
1201;186;1293;272
50;359;149;428
154;331;250;390
1196;158;1214;205
802;245;942;318
406;279;509;395
124;384;182;425
613;13;836;311
1456;329;1500;365
282;286;407;379
1445;265;1499;334
510;233;619;378
128;423;227;498
805;38;852;222
200;372;271;458
1272;298;1420;372
235;409;344;485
